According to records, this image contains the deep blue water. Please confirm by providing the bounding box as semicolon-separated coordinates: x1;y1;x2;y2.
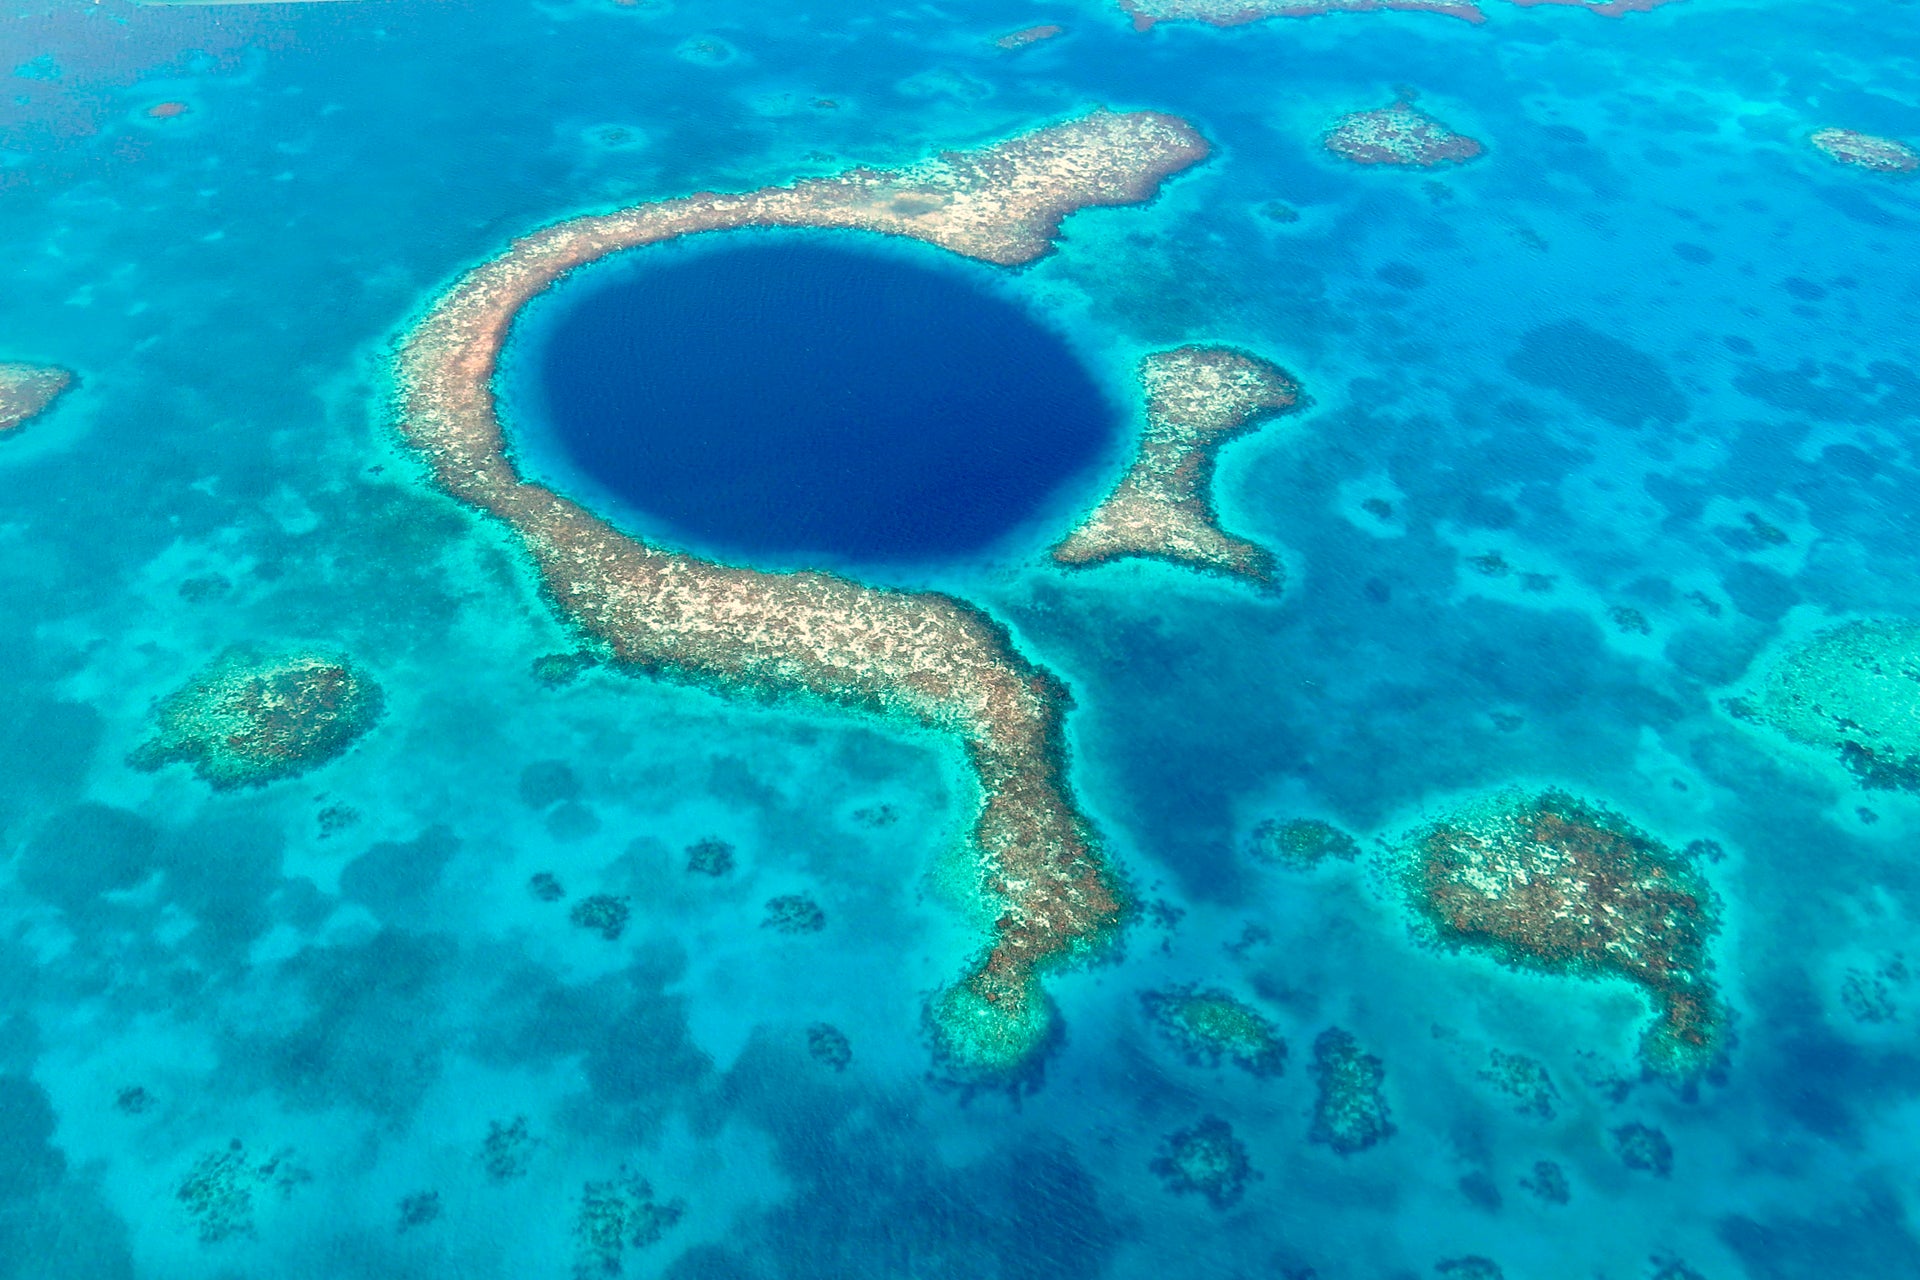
520;239;1116;564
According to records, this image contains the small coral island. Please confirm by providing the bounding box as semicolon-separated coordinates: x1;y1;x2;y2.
0;362;73;434
1309;1027;1394;1154
131;647;383;789
994;23;1064;49
1391;788;1725;1076
1810;128;1919;174
1141;984;1287;1076
1052;345;1300;583
1326;98;1483;168
1249;816;1361;870
1150;1116;1255;1207
393;111;1211;1079
1727;618;1920;792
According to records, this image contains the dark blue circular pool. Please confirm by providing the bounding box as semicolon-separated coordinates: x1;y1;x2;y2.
516;238;1118;566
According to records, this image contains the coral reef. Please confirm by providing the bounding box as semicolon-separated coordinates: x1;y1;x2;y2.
569;894;631;941
1250;816;1361;870
130;647;383;789
1436;1259;1503;1280
1727;619;1920;793
481;1116;534;1181
994;23;1064;48
1140;984;1287;1076
397;1190;441;1231
1810;128;1919;174
532;650;598;686
762;894;826;933
1309;1027;1394;1154
1117;0;1675;27
176;1141;310;1244
1611;1121;1673;1176
1391;788;1725;1076
1149;1116;1255;1208
1520;1159;1570;1204
1326;98;1484;168
1840;954;1909;1023
1477;1048;1557;1119
529;871;567;902
807;1022;853;1070
115;1085;155;1115
0;362;72;433
1053;345;1300;582
686;837;736;877
394;110;1211;1079
573;1169;684;1278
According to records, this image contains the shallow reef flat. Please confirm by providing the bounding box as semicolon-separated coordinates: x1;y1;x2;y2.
1726;618;1920;792
0;362;73;434
1117;0;1676;29
393;110;1210;1078
1052;345;1299;583
1390;788;1725;1077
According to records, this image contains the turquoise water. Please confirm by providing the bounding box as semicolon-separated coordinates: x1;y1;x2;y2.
1;1;1918;1277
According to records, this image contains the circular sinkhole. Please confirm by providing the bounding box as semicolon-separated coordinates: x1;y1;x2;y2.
501;234;1120;569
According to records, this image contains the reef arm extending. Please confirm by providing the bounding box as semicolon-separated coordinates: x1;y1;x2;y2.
1052;345;1299;584
393;110;1211;1075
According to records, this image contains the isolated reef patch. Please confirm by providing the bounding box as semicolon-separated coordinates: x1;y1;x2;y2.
994;23;1064;49
391;110;1210;1079
1810;128;1919;174
1141;984;1287;1076
1325;98;1483;169
1150;1115;1255;1207
1116;0;1677;27
1052;345;1300;583
0;362;73;434
1250;816;1361;870
131;647;383;790
1309;1027;1394;1153
1726;618;1920;793
1390;788;1725;1076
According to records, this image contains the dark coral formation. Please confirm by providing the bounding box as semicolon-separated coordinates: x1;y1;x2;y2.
397;1190;441;1232
176;1140;310;1243
393;110;1211;1079
1052;345;1301;582
1611;1121;1673;1176
685;837;736;877
1840;955;1909;1023
1392;788;1725;1076
1520;1159;1570;1204
1477;1048;1557;1119
529;871;567;902
1150;1115;1255;1208
0;361;72;433
762;894;826;933
1250;816;1361;871
1436;1258;1504;1280
131;647;383;790
1325;98;1483;168
573;1169;684;1278
1309;1027;1394;1154
481;1116;535;1181
115;1085;155;1115
1811;127;1919;174
807;1022;852;1071
1140;985;1287;1077
569;894;631;941
532;650;598;686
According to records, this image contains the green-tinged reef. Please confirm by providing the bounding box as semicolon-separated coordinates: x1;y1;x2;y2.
392;109;1211;1079
1052;345;1300;583
569;893;631;940
176;1140;310;1244
130;647;383;790
1309;1027;1394;1154
1150;1115;1255;1208
1250;815;1361;870
1726;618;1920;793
573;1169;684;1278
1390;788;1726;1077
0;362;73;434
1140;984;1287;1076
